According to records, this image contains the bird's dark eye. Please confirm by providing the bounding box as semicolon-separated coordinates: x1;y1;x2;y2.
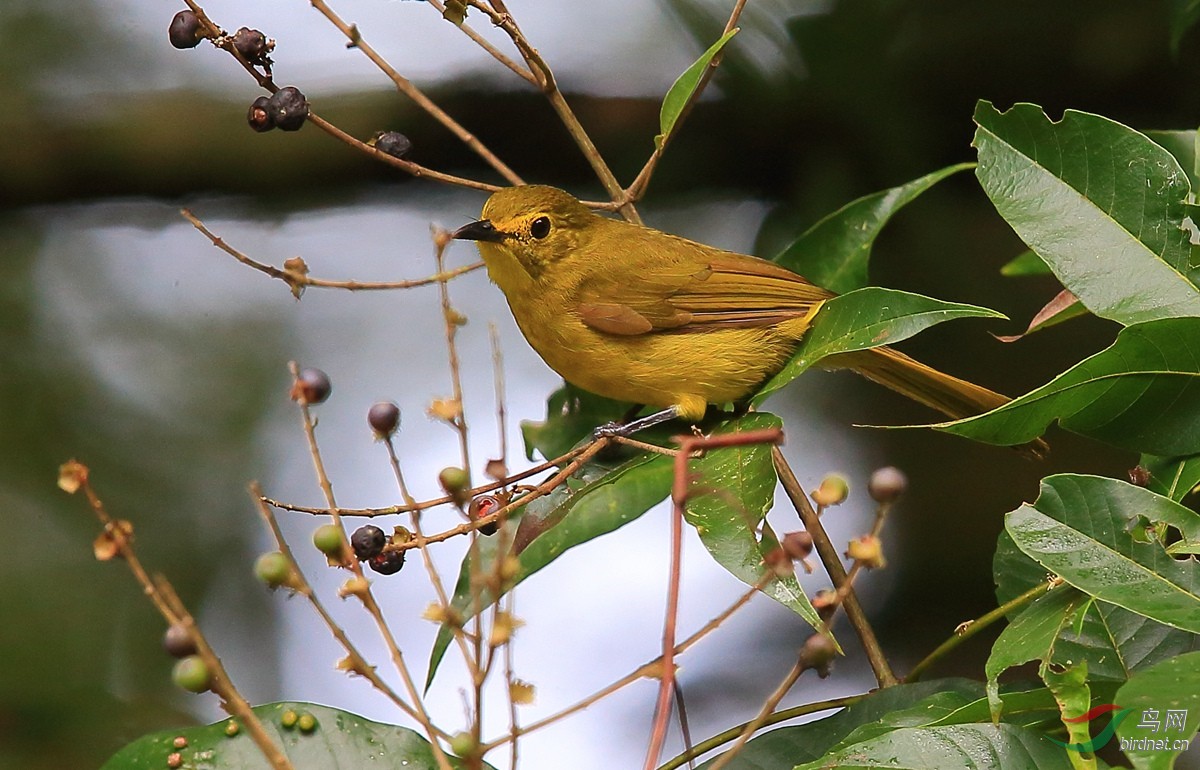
530;216;551;239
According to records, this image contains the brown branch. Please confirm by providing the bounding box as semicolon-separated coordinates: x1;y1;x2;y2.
425;0;538;85
248;484;429;723
259;443;594;517
181;208;483;292
309;0;525;186
643;427;785;770
466;0;641;223
61;462;292;770
488;572;771;748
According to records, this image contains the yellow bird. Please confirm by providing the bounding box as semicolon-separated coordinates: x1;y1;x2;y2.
454;185;1026;441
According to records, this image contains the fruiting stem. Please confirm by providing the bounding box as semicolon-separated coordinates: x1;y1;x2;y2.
771;447;898;688
289;362;456;770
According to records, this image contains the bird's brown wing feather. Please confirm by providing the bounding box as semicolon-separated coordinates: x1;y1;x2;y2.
576;245;832;336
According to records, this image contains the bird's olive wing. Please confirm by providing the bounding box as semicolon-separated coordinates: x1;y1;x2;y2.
577;250;831;336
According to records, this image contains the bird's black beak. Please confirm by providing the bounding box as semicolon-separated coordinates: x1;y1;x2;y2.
452;219;505;243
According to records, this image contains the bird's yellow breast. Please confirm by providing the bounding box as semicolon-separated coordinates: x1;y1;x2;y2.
478;239;804;419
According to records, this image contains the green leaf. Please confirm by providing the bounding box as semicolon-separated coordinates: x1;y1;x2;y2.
993;532;1200;687
973;101;1200;324
1001;250;1054;277
1005;475;1200;634
774;163;973;294
1140;453;1200;502
683;413;821;630
1167;0;1200;56
751;287;1004;405
425;451;673;688
985;587;1090;719
1042;661;1095;769
657;28;739;148
1115;651;1200;770
698;679;982;769
931;317;1200;456
1145;129;1200;195
790;722;1085;770
520;383;630;461
101;702;485;769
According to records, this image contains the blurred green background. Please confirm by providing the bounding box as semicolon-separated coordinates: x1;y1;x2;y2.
4;1;1198;768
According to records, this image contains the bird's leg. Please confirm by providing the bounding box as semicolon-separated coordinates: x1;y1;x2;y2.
593;406;679;438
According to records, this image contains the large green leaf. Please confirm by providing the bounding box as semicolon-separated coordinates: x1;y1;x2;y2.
683;413;821;629
985;587;1087;718
425;451;674;688
1115;651;1200;770
657;28;738;148
520;384;630;461
993;532;1199;687
101;702;485;769
751;287;1004;404
973;101;1200;324
790;723;1087;770
1168;0;1200;56
1005;475;1200;634
774;163;972;294
931;317;1200;456
1001;250;1054;277
1141;452;1200;503
1145;129;1200;195
698;679;982;769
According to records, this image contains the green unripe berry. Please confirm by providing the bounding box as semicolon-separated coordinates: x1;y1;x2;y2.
172;655;212;693
312;524;344;557
254;551;292;588
449;731;477;757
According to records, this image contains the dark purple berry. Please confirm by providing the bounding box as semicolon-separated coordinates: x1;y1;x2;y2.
233;27;269;61
368;550;405;575
351;525;386;561
266;87;309;132
248;95;274;132
169;10;204;49
293;367;331;404
373;131;412;160
162;623;198;658
368;401;400;437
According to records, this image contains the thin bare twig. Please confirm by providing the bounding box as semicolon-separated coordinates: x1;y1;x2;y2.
707;656;804;770
463;0;642;223
488;572;772;748
425;0;538;85
905;579;1058;682
309;0;525;186
61;462;292;770
260;444;593;517
181;208;483;293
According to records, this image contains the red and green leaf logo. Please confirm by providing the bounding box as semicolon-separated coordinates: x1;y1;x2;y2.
1049;704;1134;752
